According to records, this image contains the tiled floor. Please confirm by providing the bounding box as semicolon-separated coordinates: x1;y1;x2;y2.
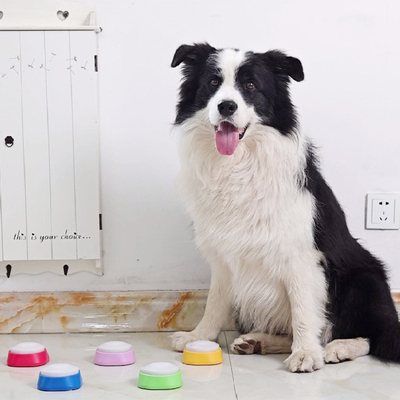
1;332;400;399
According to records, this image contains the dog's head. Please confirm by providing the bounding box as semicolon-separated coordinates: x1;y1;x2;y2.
171;43;304;155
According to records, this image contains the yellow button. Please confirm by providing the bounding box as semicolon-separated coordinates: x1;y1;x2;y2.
182;348;223;365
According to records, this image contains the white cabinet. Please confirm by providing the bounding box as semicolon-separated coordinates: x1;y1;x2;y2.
0;3;101;275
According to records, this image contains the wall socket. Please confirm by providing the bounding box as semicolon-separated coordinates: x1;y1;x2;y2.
366;193;400;230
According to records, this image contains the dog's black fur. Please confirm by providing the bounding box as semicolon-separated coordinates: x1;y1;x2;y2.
305;151;400;362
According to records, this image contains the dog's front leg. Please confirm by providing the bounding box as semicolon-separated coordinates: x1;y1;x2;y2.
171;260;231;351
283;259;326;372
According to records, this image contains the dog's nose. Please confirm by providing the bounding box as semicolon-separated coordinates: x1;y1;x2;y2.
218;100;238;117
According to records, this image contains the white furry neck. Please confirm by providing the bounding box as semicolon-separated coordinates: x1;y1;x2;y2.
177;110;307;193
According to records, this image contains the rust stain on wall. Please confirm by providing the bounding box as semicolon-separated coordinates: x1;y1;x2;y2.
2;295;62;333
31;295;62;316
106;294;156;323
0;294;17;304
60;316;71;330
0;294;19;330
157;292;192;330
1;294;68;333
68;293;96;306
0;292;162;333
0;291;206;333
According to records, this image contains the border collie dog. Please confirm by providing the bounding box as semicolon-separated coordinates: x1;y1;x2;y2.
170;43;400;372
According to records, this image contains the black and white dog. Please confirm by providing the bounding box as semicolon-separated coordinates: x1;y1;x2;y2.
170;43;400;372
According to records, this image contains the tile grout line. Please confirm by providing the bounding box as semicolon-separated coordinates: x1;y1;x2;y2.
224;331;239;400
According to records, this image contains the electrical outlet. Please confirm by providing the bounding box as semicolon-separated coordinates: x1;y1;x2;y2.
366;193;400;230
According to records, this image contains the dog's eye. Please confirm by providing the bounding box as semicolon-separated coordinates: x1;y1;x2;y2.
210;79;220;87
246;82;255;90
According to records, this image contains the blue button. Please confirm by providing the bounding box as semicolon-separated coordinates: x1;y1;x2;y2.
38;371;82;391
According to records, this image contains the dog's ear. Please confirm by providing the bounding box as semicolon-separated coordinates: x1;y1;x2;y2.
264;50;304;82
171;43;216;68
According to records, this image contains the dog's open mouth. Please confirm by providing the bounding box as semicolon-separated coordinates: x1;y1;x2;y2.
214;122;249;156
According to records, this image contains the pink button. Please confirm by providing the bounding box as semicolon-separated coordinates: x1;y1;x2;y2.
94;341;135;366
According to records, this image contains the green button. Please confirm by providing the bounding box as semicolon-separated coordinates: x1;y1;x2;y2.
138;371;182;390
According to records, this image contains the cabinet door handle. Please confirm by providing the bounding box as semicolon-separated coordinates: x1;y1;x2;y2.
5;136;14;147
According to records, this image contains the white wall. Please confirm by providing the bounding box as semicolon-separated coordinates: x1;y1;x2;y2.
1;0;399;292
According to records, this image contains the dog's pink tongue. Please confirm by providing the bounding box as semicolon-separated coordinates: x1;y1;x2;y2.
215;122;240;155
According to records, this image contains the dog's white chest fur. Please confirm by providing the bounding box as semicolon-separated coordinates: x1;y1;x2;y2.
178;114;326;335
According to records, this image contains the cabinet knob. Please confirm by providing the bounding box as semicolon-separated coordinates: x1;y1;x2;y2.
5;136;14;147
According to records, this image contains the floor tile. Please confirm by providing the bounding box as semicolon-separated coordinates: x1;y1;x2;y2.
2;331;400;400
0;332;237;400
225;331;400;400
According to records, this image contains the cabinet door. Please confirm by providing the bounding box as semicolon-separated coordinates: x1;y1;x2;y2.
0;31;100;265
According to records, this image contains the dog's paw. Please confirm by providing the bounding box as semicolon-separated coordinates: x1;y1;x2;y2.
230;335;261;355
324;342;347;364
324;338;369;363
284;347;324;373
170;331;205;352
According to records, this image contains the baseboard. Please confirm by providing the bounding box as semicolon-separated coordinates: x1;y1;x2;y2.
0;290;398;334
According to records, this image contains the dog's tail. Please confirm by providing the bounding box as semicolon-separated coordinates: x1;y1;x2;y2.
369;322;400;363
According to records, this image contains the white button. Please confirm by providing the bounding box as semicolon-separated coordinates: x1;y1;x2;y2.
40;363;80;378
10;342;45;354
97;341;132;353
141;362;179;376
185;340;220;353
